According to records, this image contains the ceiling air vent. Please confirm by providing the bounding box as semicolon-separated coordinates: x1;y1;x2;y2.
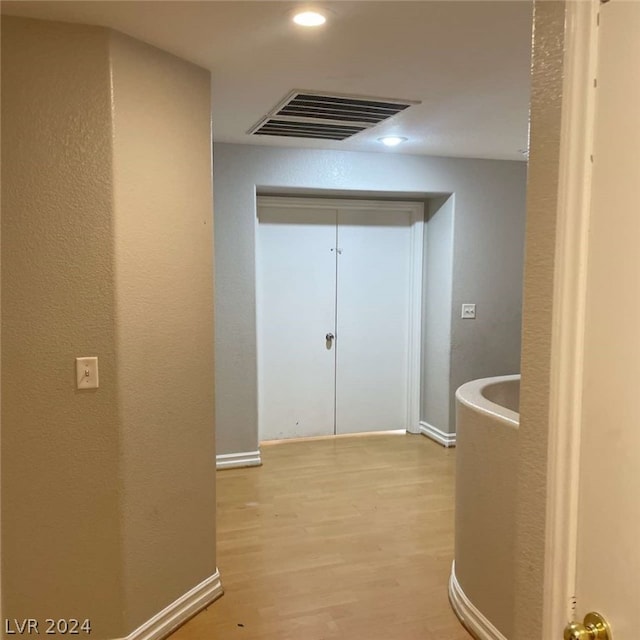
249;90;420;141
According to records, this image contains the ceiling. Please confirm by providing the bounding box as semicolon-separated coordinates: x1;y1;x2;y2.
1;1;533;161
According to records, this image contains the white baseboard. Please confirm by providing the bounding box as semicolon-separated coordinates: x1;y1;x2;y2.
449;562;507;640
419;421;456;447
216;450;262;470
123;570;223;640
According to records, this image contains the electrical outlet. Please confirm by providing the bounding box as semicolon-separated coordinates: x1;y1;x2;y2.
76;357;99;389
461;304;476;319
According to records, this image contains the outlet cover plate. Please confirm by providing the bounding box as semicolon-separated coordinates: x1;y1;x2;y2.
461;304;476;319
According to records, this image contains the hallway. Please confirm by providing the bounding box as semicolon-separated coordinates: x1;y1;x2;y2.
172;433;472;640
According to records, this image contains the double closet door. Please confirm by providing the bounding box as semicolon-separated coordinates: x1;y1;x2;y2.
257;197;422;441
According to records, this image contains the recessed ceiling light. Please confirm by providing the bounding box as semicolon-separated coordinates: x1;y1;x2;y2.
379;136;408;147
293;10;327;27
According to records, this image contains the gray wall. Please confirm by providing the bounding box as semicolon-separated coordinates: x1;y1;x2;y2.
421;196;455;432
213;142;526;455
2;19;123;632
2;17;216;637
109;31;217;631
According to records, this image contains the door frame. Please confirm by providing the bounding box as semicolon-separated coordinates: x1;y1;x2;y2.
542;1;599;636
255;195;424;436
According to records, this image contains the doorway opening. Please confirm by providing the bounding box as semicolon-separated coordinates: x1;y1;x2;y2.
256;196;424;442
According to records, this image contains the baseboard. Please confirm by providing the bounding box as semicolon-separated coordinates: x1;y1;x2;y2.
419;421;456;447
449;562;507;640
216;450;262;469
123;570;223;640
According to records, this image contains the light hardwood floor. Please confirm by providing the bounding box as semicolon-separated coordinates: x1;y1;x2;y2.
172;432;472;640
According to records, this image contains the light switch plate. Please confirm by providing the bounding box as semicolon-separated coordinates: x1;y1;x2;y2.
76;357;99;389
461;303;476;319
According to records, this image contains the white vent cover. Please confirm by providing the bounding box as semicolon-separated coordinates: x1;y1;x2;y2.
249;90;420;141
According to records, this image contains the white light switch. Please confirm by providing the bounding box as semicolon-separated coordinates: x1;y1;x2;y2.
461;304;476;319
76;357;99;389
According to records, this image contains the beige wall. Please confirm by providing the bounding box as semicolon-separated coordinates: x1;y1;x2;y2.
1;16;216;638
455;389;518;638
1;18;124;634
515;2;566;638
109;31;216;631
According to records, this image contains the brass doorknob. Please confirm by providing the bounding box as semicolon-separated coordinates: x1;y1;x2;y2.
564;612;612;640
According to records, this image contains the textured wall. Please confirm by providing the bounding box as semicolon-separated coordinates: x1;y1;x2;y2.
213;143;527;454
421;196;454;432
448;162;527;430
2;16;216;638
1;17;124;635
109;32;216;631
515;2;566;638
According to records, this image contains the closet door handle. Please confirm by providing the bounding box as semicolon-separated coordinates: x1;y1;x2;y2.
326;333;335;345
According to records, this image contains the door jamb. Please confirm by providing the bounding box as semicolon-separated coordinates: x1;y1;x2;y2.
543;1;599;635
255;195;424;435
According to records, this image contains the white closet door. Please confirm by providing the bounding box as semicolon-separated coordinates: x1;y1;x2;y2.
257;204;337;440
335;207;413;434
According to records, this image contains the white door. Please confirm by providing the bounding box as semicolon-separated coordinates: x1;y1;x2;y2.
573;2;640;635
336;207;412;434
257;198;422;441
256;204;336;440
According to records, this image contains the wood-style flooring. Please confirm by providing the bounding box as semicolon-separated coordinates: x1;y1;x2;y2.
172;432;472;640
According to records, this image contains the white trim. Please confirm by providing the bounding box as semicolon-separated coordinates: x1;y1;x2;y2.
120;570;223;640
253;187;263;455
449;562;507;640
406;202;424;434
419;420;456;447
216;450;262;470
256;196;423;436
543;2;599;636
